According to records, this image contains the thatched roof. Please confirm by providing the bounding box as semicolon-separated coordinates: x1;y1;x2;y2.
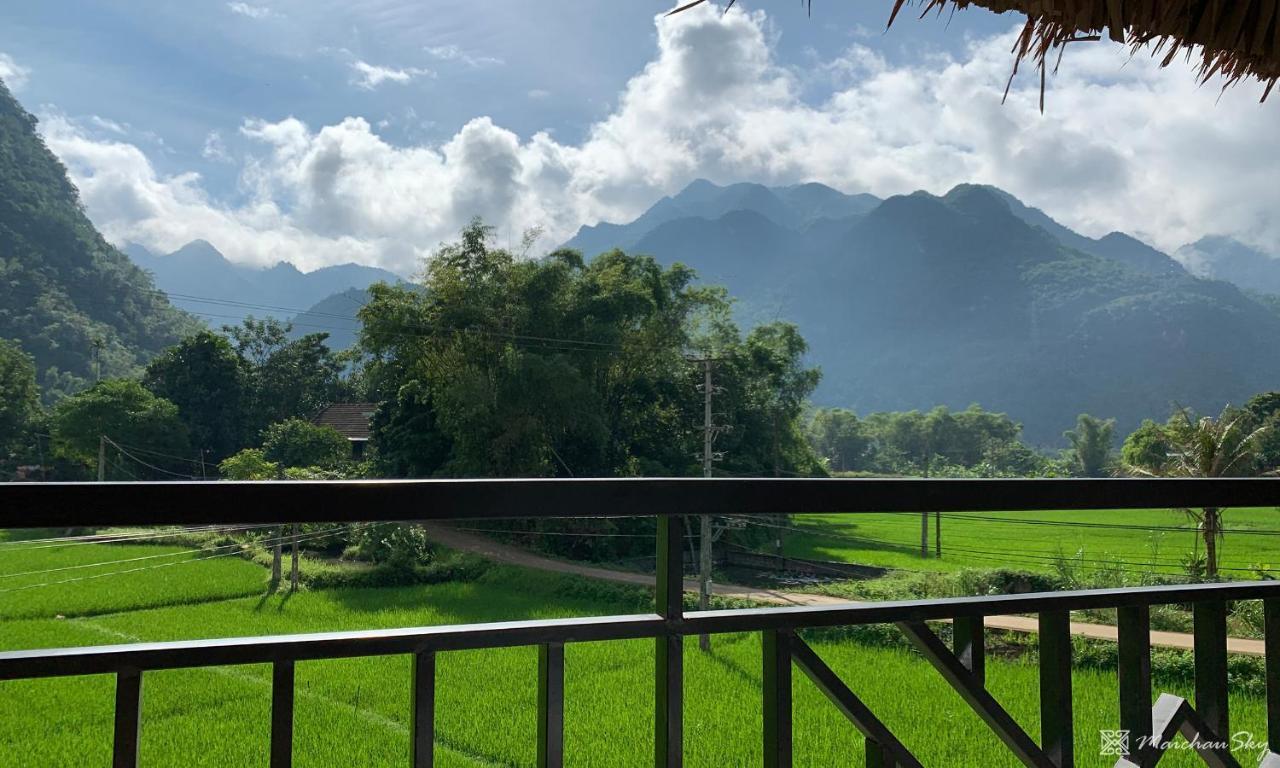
670;0;1280;101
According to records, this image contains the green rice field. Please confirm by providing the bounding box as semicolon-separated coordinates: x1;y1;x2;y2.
0;528;1272;766
782;507;1280;577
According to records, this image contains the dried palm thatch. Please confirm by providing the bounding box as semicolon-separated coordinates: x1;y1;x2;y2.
668;0;1280;102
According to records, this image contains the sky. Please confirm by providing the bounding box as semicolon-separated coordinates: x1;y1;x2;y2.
1;0;1276;275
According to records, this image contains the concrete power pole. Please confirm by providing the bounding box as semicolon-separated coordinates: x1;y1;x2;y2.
290;523;300;592
693;357;727;652
97;435;106;482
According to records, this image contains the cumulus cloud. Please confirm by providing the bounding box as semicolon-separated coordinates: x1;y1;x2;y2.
227;2;277;20
349;60;433;90
0;52;30;90
37;4;1280;275
424;44;503;68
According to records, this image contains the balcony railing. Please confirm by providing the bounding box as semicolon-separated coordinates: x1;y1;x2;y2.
3;478;1280;768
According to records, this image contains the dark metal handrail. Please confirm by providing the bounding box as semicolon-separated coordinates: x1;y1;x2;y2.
5;477;1280;528
3;478;1280;768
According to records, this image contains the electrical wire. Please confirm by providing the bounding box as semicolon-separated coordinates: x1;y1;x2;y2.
0;526;352;595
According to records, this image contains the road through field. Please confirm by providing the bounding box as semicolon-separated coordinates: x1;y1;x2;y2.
422;522;1266;657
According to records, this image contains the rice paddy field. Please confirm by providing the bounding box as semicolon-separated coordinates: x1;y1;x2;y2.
0;526;1273;767
782;507;1280;578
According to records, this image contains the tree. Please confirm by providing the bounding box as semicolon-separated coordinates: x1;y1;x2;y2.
806;409;871;472
1064;413;1115;477
143;331;248;461
224;317;345;436
218;448;279;480
51;380;190;479
261;418;349;470
0;339;39;457
1123;406;1270;578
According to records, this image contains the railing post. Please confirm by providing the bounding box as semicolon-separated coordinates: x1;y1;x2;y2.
1117;605;1152;747
655;514;683;768
538;643;565;768
1194;600;1229;741
953;616;985;686
762;629;792;768
1038;610;1073;768
1266;599;1280;756
271;660;295;768
411;650;435;768
112;669;142;768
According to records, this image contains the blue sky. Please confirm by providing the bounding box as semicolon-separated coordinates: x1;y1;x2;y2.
1;2;1275;273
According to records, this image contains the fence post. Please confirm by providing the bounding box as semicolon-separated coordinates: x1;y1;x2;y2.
1194;600;1229;742
655;515;683;768
762;629;793;768
411;650;434;768
1038;610;1073;768
271;660;295;768
1266;599;1280;756
952;616;985;686
538;643;565;768
112;669;143;768
1117;606;1152;748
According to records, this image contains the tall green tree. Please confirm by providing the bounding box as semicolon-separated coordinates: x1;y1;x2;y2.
51;380;190;479
261;418;349;470
806;409;871;473
1064;413;1115;477
224;317;345;435
0;339;39;458
143;331;247;461
1123;406;1271;578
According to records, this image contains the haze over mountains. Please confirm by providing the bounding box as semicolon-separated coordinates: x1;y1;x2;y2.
565;179;1280;444
123;240;397;332
7;63;1280;448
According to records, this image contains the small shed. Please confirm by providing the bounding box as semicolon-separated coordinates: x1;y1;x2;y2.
312;403;377;460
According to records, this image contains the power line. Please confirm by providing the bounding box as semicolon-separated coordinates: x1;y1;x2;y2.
0;524;277;550
0;526;352;596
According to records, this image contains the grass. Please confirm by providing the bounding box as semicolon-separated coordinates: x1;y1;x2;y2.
0;530;268;620
780;507;1280;578
1;530;1273;766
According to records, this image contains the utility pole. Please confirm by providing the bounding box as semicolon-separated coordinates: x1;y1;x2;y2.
92;338;103;383
271;527;283;589
691;356;727;652
198;449;207;480
97;435;106;482
290;523;300;592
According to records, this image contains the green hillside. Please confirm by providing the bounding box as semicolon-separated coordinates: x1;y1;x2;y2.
0;80;197;400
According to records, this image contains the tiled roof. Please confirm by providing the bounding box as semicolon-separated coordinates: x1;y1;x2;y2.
312;403;377;440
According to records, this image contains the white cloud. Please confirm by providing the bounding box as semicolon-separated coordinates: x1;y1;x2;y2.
424;44;503;68
36;4;1280;275
349;60;433;90
0;52;30;90
227;2;277;20
527;88;551;100
89;115;128;135
202;130;231;162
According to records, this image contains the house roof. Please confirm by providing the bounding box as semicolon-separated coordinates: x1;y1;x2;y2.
672;0;1280;100
312;403;377;441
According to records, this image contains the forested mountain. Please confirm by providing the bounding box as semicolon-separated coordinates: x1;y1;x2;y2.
287;288;368;351
127;240;398;326
564;179;1280;444
0;80;198;400
1175;236;1280;296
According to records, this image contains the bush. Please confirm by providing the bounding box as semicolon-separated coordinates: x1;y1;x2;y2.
261;418;348;469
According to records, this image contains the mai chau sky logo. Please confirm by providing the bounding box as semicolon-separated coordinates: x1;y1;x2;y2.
1099;728;1268;762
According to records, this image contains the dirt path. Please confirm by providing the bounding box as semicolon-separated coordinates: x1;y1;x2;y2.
423;523;1264;656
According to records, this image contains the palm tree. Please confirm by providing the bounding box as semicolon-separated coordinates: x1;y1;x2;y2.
1123;406;1271;579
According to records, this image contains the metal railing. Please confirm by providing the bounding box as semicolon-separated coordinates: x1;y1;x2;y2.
3;478;1280;768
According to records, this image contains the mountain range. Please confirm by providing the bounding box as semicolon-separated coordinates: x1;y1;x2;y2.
123;240;397;338
564;179;1280;444
0;80;197;399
